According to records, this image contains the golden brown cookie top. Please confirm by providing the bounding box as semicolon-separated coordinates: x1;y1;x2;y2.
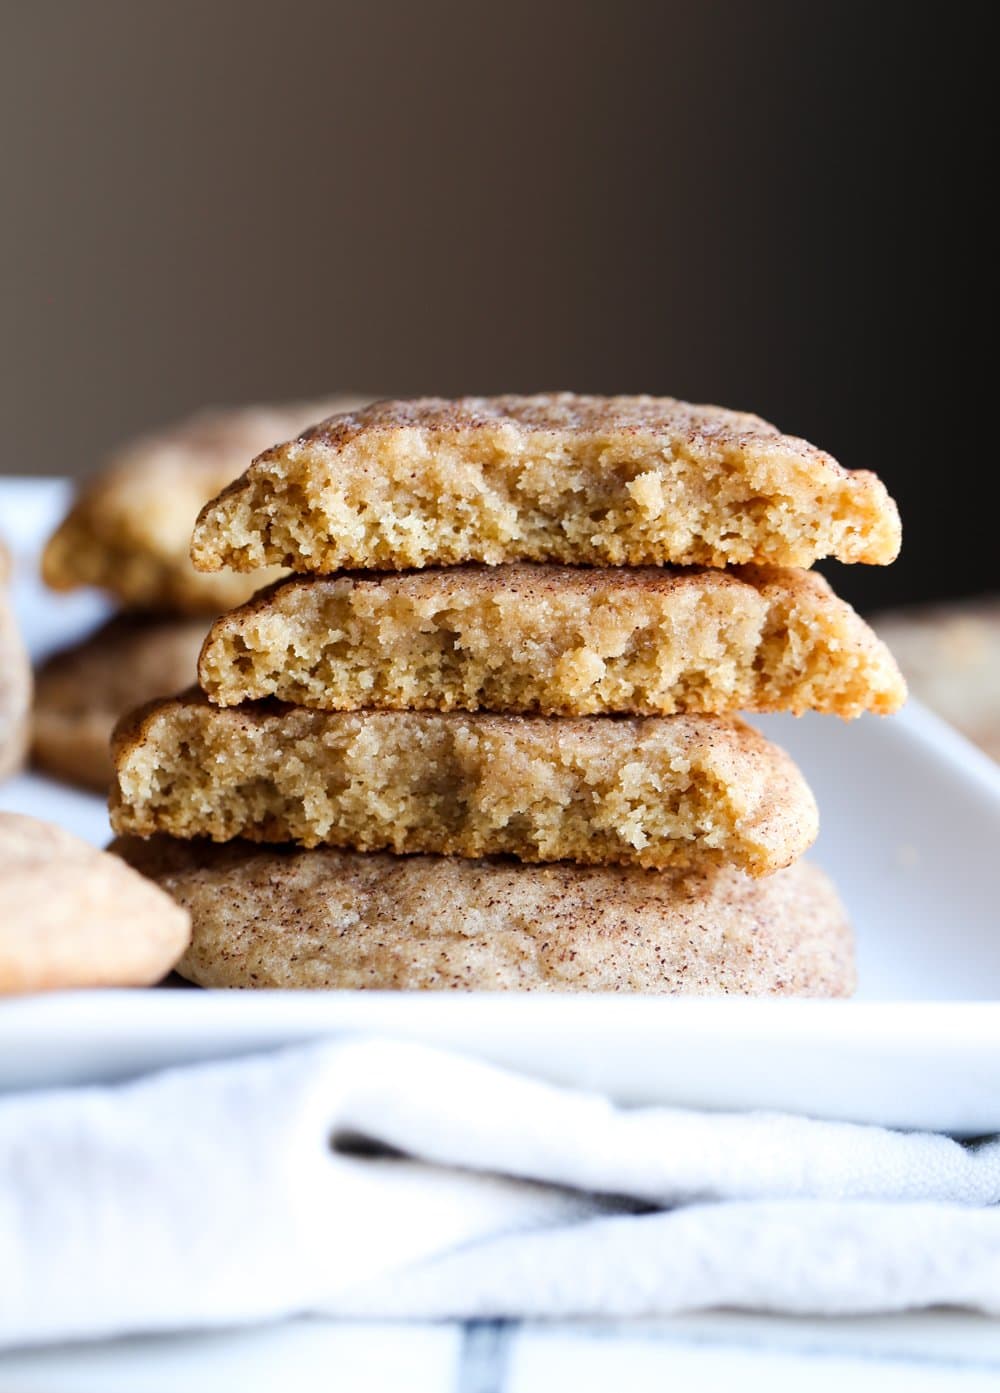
296;391;773;443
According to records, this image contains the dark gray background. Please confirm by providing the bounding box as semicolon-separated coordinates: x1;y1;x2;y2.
2;1;989;610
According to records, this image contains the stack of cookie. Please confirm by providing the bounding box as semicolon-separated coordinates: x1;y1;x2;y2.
112;394;904;995
35;397;366;790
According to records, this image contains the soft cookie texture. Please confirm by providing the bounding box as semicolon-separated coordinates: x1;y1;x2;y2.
110;693;818;876
43;396;368;614
114;837;854;996
1;545;32;780
32;614;209;791
191;393;900;575
0;813;190;993
200;564;905;719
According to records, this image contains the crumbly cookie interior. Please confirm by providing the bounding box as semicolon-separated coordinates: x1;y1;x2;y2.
111;700;818;876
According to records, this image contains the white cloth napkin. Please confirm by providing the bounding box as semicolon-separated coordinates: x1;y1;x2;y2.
4;1038;1000;1347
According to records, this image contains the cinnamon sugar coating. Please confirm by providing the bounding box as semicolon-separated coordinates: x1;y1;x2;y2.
114;837;853;996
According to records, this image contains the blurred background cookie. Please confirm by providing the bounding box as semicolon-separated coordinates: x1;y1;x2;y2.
873;598;1000;762
0;542;32;781
32;614;208;792
0;812;190;993
33;396;371;790
42;397;370;615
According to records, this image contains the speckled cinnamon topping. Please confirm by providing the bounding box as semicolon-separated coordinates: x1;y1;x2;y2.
43;396;369;614
300;393;773;438
114;837;854;995
190;392;901;574
199;563;905;719
110;692;817;876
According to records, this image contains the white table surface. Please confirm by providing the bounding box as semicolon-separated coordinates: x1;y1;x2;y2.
3;1311;1000;1391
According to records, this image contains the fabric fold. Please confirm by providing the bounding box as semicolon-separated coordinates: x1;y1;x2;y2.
4;1039;1000;1348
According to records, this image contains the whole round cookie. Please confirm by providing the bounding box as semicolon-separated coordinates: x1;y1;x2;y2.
113;838;854;996
0;813;190;993
33;613;209;792
1;544;32;781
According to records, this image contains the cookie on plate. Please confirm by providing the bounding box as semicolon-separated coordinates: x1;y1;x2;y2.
0;813;190;993
200;563;905;719
43;396;369;614
1;544;32;781
873;598;1000;762
32;614;209;791
115;836;853;995
191;393;900;575
110;693;818;876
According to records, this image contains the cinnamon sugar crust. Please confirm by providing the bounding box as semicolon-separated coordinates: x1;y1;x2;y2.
115;837;853;996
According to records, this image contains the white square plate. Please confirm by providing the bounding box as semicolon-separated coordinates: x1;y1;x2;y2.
3;479;1000;1133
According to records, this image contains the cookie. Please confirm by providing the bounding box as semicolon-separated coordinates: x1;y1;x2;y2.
873;598;1000;761
190;393;900;575
114;837;853;995
43;396;369;614
0;545;31;781
110;693;817;876
0;813;190;993
32;614;209;791
200;563;905;719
